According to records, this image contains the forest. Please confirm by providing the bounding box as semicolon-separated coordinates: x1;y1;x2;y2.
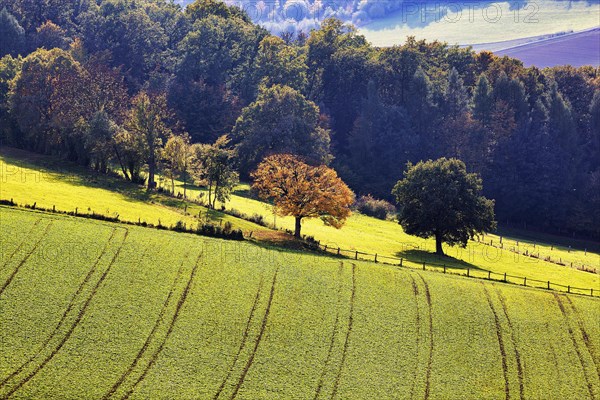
0;0;599;239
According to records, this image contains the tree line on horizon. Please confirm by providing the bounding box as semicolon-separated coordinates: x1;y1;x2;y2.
0;0;598;239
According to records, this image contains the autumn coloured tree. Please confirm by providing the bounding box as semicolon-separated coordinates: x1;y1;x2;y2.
252;154;354;238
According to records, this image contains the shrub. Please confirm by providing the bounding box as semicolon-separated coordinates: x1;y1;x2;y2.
354;195;396;220
223;221;233;235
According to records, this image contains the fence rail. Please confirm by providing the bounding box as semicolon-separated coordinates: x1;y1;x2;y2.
317;243;599;298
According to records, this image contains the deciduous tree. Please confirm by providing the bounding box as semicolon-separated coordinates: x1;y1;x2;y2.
232;84;331;173
392;158;496;255
191;135;238;209
125;92;174;190
252;154;354;238
162;133;191;197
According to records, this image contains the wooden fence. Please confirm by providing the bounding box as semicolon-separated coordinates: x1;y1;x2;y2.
317;243;599;298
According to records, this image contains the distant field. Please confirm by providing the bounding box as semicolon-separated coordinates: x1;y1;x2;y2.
495;28;600;68
0;207;599;399
1;147;598;293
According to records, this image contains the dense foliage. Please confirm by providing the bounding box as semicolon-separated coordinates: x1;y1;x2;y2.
392;158;497;255
0;0;598;237
252;154;354;237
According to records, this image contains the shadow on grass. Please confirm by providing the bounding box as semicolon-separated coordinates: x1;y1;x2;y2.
0;147;237;226
396;249;484;271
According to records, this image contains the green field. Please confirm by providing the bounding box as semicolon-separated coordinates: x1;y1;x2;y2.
178;184;600;293
1;148;598;295
0;207;599;399
0;148;265;234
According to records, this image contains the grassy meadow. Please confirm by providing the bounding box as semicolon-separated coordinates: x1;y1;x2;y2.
179;184;600;293
1;147;598;293
0;148;265;233
0;207;599;399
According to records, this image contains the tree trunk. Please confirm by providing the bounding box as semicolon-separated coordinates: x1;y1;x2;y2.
148;156;156;191
113;145;130;181
212;178;220;209
294;217;302;238
183;174;187;199
435;232;444;256
171;175;175;195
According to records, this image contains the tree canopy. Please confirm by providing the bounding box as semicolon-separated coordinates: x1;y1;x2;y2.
0;1;598;238
252;154;354;238
232;84;331;172
392;158;496;255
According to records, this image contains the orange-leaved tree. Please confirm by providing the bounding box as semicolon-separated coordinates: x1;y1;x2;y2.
252;154;355;238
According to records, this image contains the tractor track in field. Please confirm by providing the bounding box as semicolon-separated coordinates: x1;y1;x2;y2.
0;218;42;270
416;273;433;400
213;276;265;400
548;334;562;382
313;262;345;400
563;296;600;377
0;229;130;400
0;227;120;388
0;221;53;298
409;275;421;400
121;251;203;400
553;293;597;400
482;284;510;400
495;288;525;400
103;250;191;400
229;268;279;400
330;264;356;400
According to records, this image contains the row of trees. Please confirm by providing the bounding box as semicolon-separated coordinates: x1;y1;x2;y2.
0;0;599;237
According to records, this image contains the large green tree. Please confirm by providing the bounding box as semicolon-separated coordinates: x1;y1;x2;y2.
191;135;238;209
125;91;174;190
232;84;331;172
392;158;496;255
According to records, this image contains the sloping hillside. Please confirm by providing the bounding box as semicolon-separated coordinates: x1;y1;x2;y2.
0;207;599;399
495;28;600;68
1;147;598;292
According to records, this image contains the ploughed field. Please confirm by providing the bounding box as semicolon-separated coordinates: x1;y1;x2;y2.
1;207;599;399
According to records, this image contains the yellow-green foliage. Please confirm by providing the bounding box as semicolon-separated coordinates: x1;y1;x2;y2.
0;207;599;399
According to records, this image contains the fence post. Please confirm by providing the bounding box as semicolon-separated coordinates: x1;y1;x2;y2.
503;272;507;282
523;277;527;286
443;265;446;274
374;254;378;263
400;258;403;267
53;205;55;212
467;268;470;277
324;245;328;252
547;281;550;290
488;271;491;280
422;262;425;271
355;251;358;260
337;247;340;256
591;288;593;297
568;286;570;293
